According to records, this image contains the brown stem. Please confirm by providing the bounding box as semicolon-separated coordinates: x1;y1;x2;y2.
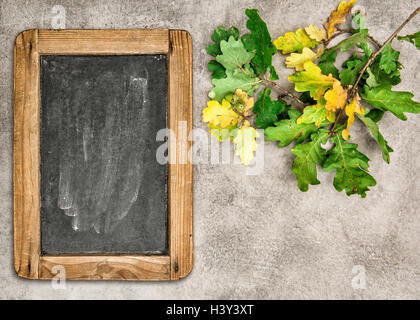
367;34;382;47
351;7;419;98
261;79;305;105
330;6;420;133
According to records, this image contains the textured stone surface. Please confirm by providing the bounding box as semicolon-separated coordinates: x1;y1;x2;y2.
1;0;420;299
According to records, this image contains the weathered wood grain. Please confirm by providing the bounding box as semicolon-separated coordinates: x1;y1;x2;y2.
38;29;169;55
168;30;194;280
40;256;170;280
14;30;41;279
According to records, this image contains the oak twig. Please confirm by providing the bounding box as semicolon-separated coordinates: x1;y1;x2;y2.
330;7;420;134
262;79;305;105
366;34;382;47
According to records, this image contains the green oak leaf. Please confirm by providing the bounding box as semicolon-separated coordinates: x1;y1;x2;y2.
369;58;401;86
352;12;366;31
322;134;376;198
365;67;380;88
216;36;255;72
330;29;368;52
340;54;368;86
291;129;330;192
264;110;326;148
277;103;292;121
206;26;240;57
318;49;339;79
339;40;373;87
364;108;384;122
398;31;420;50
379;43;400;74
209;68;260;101
208;60;226;79
361;85;420;120
253;87;288;129
242;9;278;80
207;26;240;80
268;65;279;80
358;42;373;57
357;110;393;163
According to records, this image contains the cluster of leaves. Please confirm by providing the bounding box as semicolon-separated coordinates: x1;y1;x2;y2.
203;0;420;197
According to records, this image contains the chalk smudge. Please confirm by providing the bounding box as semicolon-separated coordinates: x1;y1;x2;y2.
57;74;149;234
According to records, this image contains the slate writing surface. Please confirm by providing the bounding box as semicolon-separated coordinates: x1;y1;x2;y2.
40;55;168;255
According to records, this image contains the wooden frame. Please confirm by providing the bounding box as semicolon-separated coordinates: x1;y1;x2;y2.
14;29;193;280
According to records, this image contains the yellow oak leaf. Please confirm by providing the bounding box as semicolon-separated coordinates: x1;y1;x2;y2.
286;46;325;71
324;80;348;112
342;93;364;140
288;60;336;100
305;25;327;42
233;120;259;165
297;100;335;127
234;88;255;116
297;103;327;127
324;0;357;39
273;28;318;54
202;99;242;129
327;110;336;123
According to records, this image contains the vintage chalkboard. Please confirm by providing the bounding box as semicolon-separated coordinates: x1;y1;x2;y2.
40;54;168;255
14;29;193;280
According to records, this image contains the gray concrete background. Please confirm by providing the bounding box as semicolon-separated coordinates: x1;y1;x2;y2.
1;0;420;299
